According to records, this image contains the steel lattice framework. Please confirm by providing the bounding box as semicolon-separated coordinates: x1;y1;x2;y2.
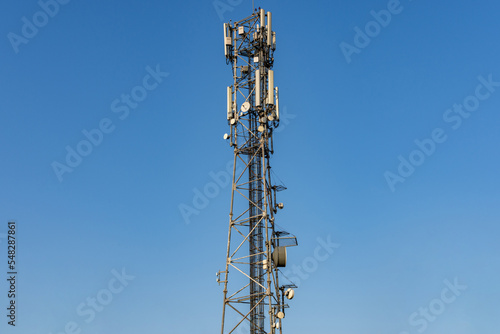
217;8;297;334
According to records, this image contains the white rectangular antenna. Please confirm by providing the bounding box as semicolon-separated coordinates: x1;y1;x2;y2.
224;23;232;56
275;87;279;120
267;12;272;46
267;70;274;104
227;86;233;119
223;24;227;55
255;69;261;106
260;9;265;28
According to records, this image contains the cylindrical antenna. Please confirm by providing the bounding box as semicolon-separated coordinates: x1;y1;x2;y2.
260;9;265;29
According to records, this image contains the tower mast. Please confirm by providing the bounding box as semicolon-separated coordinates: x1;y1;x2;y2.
218;9;297;334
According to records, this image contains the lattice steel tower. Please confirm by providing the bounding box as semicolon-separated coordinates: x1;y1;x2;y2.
217;8;297;334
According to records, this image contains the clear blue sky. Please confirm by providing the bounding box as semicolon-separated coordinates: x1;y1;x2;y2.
1;0;500;333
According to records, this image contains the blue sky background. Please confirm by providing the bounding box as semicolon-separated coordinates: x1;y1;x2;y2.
1;0;500;333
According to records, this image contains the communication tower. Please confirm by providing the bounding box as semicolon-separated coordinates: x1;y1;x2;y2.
217;8;298;334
